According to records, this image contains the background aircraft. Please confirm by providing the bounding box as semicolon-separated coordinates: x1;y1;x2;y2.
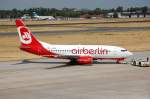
32;12;55;20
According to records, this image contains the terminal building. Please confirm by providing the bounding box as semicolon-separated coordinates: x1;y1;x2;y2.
107;12;150;18
107;8;150;18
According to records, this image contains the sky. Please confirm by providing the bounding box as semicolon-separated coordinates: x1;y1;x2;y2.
0;0;150;10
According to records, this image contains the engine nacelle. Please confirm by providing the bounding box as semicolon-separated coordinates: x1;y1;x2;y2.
77;56;93;64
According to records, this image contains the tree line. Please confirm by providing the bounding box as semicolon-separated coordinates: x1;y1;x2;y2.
0;6;149;18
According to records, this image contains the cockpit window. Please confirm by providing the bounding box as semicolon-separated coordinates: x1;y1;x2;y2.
121;49;127;52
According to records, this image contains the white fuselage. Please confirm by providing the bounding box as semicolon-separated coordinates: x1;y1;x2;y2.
34;16;55;20
41;42;132;59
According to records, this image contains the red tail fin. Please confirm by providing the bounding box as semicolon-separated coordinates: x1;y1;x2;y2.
16;19;42;54
16;19;40;46
16;19;56;57
16;19;25;27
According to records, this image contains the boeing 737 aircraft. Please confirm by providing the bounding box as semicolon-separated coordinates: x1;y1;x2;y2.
16;19;132;64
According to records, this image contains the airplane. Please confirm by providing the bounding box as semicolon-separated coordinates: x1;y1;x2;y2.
21;14;31;20
15;19;133;65
32;12;55;20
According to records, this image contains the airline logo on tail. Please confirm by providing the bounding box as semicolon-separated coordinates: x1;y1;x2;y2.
17;26;32;44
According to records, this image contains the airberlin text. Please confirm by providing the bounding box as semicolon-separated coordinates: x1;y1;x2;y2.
72;48;108;55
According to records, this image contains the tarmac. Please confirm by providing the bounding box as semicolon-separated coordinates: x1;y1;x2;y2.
0;51;150;99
